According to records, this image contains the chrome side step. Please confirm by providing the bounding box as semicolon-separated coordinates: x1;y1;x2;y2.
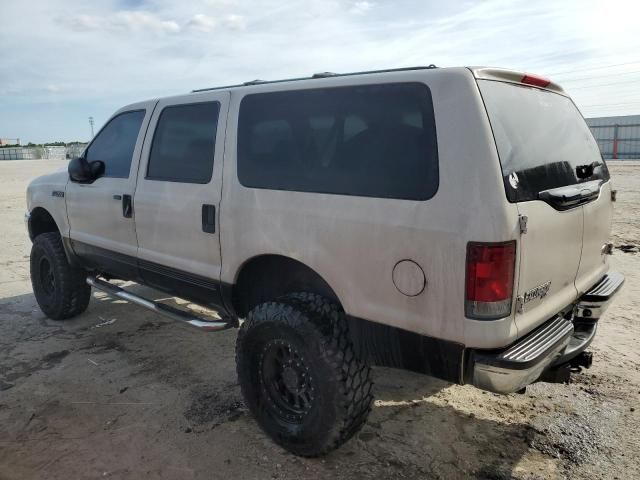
86;276;231;331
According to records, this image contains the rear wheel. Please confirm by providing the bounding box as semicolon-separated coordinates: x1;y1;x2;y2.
30;232;91;320
236;293;373;456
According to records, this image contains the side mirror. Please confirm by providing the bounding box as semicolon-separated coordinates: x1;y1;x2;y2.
89;160;105;179
68;157;105;183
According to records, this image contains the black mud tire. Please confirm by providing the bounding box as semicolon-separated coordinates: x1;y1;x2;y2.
30;232;91;320
236;293;373;457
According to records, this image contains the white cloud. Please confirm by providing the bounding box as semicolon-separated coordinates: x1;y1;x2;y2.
221;14;246;30
66;14;102;32
65;10;245;35
350;1;373;15
111;11;181;34
187;14;216;32
46;84;64;93
64;11;182;34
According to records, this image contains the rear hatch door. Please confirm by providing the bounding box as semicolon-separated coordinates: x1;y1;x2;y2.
478;79;610;335
575;180;613;293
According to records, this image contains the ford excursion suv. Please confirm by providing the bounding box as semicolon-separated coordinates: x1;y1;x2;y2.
25;66;624;456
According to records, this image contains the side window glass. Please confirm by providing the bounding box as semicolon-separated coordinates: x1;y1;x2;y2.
147;102;220;183
343;115;368;142
86;110;145;178
237;83;439;200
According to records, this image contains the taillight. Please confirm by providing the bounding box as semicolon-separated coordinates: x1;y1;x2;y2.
465;241;516;320
521;73;551;88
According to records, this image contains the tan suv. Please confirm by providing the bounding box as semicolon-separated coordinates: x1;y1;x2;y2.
25;66;624;456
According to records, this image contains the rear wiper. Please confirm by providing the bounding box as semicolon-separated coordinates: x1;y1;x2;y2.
575;161;600;179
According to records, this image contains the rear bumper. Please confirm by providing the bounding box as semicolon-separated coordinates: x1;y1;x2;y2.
467;270;624;394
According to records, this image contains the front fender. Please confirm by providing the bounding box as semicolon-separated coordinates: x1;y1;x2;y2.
26;169;70;239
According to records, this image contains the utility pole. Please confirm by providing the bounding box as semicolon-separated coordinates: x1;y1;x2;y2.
88;116;95;138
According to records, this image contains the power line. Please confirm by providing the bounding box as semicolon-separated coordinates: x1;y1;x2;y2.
546;60;640;76
566;78;640;90
581;101;640;108
558;69;640;82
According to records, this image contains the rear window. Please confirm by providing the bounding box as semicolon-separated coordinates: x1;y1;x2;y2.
147;102;220;184
237;83;438;201
479;80;609;203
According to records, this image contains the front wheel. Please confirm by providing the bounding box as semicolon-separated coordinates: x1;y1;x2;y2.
30;232;92;320
236;293;373;457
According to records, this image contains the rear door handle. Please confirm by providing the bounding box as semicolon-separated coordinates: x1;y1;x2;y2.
202;204;215;233
113;194;122;200
122;194;133;218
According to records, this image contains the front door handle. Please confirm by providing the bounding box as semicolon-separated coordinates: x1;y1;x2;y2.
122;194;133;218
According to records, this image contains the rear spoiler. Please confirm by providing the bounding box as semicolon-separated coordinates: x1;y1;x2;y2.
469;67;566;95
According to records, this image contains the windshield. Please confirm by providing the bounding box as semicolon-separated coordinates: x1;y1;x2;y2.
478;80;609;203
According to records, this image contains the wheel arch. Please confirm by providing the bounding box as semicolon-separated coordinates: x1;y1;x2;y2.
230;254;342;318
28;207;60;241
28;206;81;267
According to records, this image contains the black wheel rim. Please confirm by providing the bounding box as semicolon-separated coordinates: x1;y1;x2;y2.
39;257;55;297
259;339;315;423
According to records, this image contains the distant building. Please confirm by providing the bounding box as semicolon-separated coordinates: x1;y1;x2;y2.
586;115;640;159
0;138;20;146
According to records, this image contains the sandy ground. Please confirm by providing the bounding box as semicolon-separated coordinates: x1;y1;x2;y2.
0;160;639;480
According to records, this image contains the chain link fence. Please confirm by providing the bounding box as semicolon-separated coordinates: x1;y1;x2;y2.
0;144;87;161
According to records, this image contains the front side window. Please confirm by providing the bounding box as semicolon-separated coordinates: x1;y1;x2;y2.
237;83;439;200
86;110;145;178
147;102;220;184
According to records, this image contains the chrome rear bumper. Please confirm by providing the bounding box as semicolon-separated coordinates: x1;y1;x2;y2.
468;270;624;394
574;270;625;321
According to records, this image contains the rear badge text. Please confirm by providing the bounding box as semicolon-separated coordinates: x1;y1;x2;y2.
523;281;551;305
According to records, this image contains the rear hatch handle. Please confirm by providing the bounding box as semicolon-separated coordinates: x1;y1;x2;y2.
538;180;603;210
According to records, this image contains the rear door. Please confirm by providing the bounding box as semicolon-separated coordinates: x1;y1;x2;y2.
133;92;229;307
478;79;610;335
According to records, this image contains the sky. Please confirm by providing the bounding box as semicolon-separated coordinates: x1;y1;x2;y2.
1;0;640;144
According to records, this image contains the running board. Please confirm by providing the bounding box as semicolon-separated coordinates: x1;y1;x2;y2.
86;276;231;331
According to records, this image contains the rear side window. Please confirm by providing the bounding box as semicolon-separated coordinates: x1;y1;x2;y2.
86;110;145;178
147;102;220;183
237;83;438;200
479;80;609;203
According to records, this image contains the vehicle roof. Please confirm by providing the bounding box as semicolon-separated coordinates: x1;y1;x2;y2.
119;65;566;112
190;65;440;93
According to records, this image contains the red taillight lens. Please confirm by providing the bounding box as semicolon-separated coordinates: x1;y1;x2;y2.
465;242;516;319
521;73;551;88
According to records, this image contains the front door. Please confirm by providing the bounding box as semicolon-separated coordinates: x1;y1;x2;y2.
66;102;155;279
133;92;229;308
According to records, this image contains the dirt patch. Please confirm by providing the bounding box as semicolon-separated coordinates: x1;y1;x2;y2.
41;349;70;366
184;384;245;430
528;413;610;464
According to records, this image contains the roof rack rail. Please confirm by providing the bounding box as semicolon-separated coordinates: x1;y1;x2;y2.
191;65;438;93
312;72;338;78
